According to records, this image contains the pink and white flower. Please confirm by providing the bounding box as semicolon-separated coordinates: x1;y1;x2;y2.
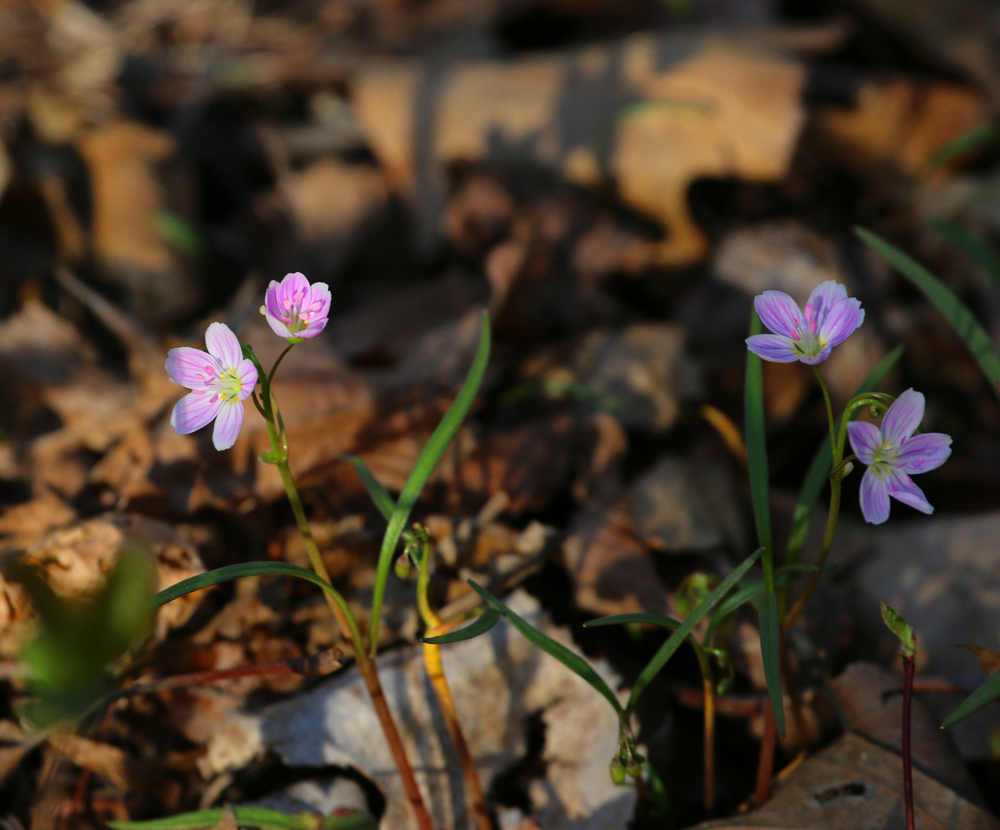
165;322;258;450
262;272;331;340
848;389;952;525
746;281;865;365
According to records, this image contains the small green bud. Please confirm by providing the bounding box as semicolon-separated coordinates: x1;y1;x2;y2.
609;756;626;785
626;757;643;779
881;601;916;658
870;404;880;418
395;555;413;580
831;461;854;481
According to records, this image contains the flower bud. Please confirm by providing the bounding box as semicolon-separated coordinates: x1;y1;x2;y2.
626;757;643;779
394;555;413;580
609;756;626;785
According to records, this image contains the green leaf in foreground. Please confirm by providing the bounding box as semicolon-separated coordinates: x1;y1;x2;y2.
759;592;784;736
341;455;395;521
625;548;762;713
109;806;376;830
153;562;343;609
943;666;1000;729
466;579;623;714
584;613;682;630
856;227;1000;395
369;313;492;656
421;608;501;644
785;345;904;566
745;309;784;736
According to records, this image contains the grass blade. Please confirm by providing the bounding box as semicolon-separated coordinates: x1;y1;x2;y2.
930;217;1000;294
421;608;501;644
785;345;904;565
467;579;623;714
584;614;681;629
341;455;395;520
922;122;999;175
109;807;376;830
369;313;491;656
153;562;344;609
625;548;762;712
745;310;784;735
856;227;1000;395
942;669;1000;728
759;592;783;735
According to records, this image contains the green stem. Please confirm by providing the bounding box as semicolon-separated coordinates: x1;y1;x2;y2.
813;368;837;459
267;344;295;387
782;478;841;635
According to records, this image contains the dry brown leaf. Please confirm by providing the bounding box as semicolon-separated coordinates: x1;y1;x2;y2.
352;31;808;266
47;732;141;791
693;732;1000;830
960;644;1000;677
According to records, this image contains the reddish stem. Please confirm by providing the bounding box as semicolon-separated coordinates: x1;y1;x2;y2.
902;653;915;830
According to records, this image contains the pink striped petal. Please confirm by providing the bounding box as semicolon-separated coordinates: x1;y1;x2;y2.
170;390;223;435
264;311;293;339
895;432;952;475
212;399;245;450
165;347;220;390
881;389;924;446
805;281;848;322
235;358;258;401
859;468;891;525
754;291;806;339
847;420;881;465
746;334;801;363
817;297;864;348
204;322;243;370
887;468;934;515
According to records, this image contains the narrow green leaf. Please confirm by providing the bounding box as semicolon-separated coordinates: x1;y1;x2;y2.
745;311;773;579
923;122;999;175
785;345;904;565
421;608;501;644
759;592;784;736
856;227;1000;394
152;562;343;609
369;313;491;654
943;668;1000;728
930;218;1000;294
584;614;681;629
341;455;395;520
109;807;376;830
626;548;762;712
467;580;623;714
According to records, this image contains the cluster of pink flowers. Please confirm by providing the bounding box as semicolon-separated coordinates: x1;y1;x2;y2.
747;281;951;524
165;273;330;450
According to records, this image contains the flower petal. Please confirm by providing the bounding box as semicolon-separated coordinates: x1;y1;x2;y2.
235;358;258;401
276;272;311;312
165;347;220;390
264;312;294;339
817;297;864;348
847;420;882;465
881;388;924;446
895;432;952;475
170;391;223;435
264;280;285;320
306;282;331;318
754;291;806;339
746;334;801;363
805;281;848;318
295;321;327;339
212;399;245;450
887;468;934;515
204;322;243;369
859;468;891;525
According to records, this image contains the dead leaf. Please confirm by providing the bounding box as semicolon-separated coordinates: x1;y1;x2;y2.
960;644;1000;676
352;31;808;265
48;732;141;791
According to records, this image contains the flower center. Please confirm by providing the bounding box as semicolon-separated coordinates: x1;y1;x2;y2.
279;289;324;333
869;442;899;476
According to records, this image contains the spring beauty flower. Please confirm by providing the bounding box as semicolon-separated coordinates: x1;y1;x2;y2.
262;272;331;341
746;281;865;365
847;389;952;525
165;322;258;451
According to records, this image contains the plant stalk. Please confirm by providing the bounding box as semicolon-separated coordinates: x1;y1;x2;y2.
418;540;493;830
263;393;436;830
902;651;916;830
694;647;716;816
